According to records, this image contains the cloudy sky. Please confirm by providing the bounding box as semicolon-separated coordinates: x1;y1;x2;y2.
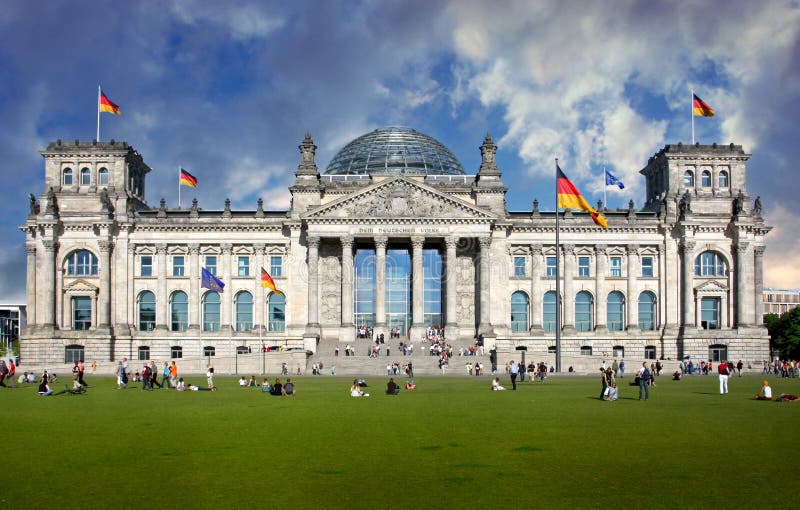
1;0;798;303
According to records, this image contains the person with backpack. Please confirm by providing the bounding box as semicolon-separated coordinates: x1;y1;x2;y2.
638;362;650;400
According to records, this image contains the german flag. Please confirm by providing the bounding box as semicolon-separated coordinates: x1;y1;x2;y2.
99;91;120;114
692;93;715;117
261;268;284;295
557;164;608;229
179;168;198;187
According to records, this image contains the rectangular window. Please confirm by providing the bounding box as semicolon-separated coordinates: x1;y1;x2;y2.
172;256;185;277
270;256;282;277
72;296;92;330
610;257;622;277
237;256;250;277
138;346;150;361
206;256;217;276
642;256;654;277
701;297;721;329
546;256;557;277
170;346;183;359
578;256;590;277
514;256;526;277
140;255;153;277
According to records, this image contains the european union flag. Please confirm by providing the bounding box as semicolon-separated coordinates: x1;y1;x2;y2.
201;268;225;293
605;169;625;190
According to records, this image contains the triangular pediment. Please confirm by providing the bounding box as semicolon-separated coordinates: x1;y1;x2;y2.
64;279;99;294
695;279;729;292
304;177;496;221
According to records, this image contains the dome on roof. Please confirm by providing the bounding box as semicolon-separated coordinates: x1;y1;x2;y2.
324;127;465;176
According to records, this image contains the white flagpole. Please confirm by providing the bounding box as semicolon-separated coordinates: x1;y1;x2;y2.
178;166;181;209
555;158;561;373
603;166;607;212
691;88;695;144
97;85;101;142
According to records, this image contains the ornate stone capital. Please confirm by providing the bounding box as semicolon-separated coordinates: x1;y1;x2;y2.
411;236;425;248
445;236;458;250
735;242;749;255
340;235;354;249
156;244;167;255
681;240;695;253
25;244;37;256
98;240;113;253
529;243;542;256
626;245;638;256
562;244;575;254
253;243;266;255
754;246;766;257
374;236;388;249
307;236;320;248
478;237;492;249
221;243;232;255
595;244;607;256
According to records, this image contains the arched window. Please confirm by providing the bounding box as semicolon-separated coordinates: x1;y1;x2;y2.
138;291;156;331
202;291;221;332
80;167;91;185
170;291;188;332
268;292;285;332
701;170;712;187
63;167;73;186
694;251;727;276
638;291;656;331
683;170;694;187
66;250;98;276
98;167;109;186
235;291;253;331
203;346;216;357
510;291;529;332
543;291;557;332
575;291;593;332
607;291;625;331
718;170;729;188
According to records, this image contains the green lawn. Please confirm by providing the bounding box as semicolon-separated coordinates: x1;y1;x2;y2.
6;373;798;509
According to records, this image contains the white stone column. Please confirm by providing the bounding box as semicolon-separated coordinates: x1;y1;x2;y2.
562;244;575;332
681;240;696;330
595;245;607;332
626;245;639;332
98;240;112;329
411;236;425;332
25;243;36;327
529;244;543;333
754;246;766;326
478;237;494;335
126;245;135;329
254;244;266;332
735;242;751;327
375;236;388;329
340;236;354;328
41;239;57;328
156;243;168;330
306;236;320;332
188;244;200;330
221;244;232;330
658;245;668;330
445;236;458;330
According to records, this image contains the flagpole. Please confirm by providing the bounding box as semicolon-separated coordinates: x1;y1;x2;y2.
178;166;181;209
603;166;607;212
691;88;695;144
97;85;101;142
554;158;561;374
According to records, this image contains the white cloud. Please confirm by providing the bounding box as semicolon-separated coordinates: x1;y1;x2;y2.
169;0;284;40
763;203;800;288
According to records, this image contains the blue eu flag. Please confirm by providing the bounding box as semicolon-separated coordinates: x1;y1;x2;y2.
605;169;625;189
201;268;225;293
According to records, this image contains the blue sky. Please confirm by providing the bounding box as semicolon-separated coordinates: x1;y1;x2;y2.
1;0;799;302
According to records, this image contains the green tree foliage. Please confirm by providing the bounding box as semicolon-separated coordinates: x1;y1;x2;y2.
765;308;800;359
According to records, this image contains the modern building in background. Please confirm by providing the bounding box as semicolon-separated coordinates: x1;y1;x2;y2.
20;128;771;366
762;289;800;317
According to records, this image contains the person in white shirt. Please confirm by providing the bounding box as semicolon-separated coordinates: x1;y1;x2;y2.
755;380;772;400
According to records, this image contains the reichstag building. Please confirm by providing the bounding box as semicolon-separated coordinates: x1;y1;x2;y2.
21;127;771;366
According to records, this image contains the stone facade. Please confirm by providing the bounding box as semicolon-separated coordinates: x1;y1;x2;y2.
20;135;771;367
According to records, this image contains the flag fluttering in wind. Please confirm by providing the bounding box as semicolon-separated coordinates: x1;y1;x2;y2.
99;90;120;115
201;268;225;293
180;168;198;187
261;268;284;295
557;164;608;229
692;93;715;117
605;169;625;190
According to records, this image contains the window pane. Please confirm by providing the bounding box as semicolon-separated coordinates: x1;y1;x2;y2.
610;257;622;277
268;293;286;332
510;291;528;332
138;291;156;331
173;256;185;277
63;168;73;186
73;296;91;330
578;257;590;277
543;292;557;332
641;256;653;277
514;256;525;277
546;257;557;277
270;256;282;277
141;256;152;277
607;291;624;331
98;167;109;186
81;167;91;185
683;171;693;187
638;292;656;331
171;346;183;359
206;256;217;275
238;256;250;277
235;291;253;331
171;292;188;331
203;292;221;332
575;291;593;332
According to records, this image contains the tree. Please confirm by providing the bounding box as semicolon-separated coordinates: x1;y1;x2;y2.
765;307;800;359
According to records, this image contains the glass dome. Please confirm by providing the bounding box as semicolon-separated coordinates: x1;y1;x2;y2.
324;126;465;175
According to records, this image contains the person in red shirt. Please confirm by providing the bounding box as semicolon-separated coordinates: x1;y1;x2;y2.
718;360;730;395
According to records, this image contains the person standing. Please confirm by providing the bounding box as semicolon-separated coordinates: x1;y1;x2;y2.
8;359;16;388
71;361;82;390
78;360;88;388
206;366;215;389
619;359;625;378
116;361;126;389
169;361;178;388
162;362;171;389
736;360;744;377
599;366;609;400
612;359;619;379
638;362;649;401
150;361;161;389
718;360;730;395
509;360;519;390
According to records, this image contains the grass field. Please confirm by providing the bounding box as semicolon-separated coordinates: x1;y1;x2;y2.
6;372;799;509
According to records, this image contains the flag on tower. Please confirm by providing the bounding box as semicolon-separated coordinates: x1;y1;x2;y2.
99;90;120;114
692;93;715;117
605;169;625;190
180;168;198;187
261;268;284;295
557;164;608;229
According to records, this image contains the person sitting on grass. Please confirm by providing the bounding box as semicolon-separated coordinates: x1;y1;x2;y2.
673;370;682;381
606;382;619;401
239;376;247;387
248;375;257;387
38;376;53;396
405;379;416;391
261;378;271;393
755;380;772;400
386;378;399;395
270;378;283;396
491;377;506;391
284;378;295;396
176;378;186;391
351;379;369;397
